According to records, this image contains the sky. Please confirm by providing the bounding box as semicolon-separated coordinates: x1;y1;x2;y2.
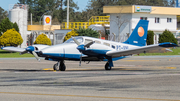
0;0;89;11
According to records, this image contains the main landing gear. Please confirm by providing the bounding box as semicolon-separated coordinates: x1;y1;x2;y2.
53;61;66;71
105;62;112;70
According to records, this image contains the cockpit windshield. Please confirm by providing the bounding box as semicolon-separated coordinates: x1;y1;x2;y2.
64;37;83;44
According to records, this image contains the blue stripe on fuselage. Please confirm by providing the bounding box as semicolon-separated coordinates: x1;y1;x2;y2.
41;52;127;62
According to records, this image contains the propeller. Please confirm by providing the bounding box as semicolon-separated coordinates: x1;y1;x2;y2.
71;36;80;45
71;36;95;66
20;46;40;61
32;51;40;62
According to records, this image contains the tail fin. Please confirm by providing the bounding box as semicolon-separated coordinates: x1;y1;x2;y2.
124;20;149;46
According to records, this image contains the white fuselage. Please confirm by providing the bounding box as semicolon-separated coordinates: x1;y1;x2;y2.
40;36;140;60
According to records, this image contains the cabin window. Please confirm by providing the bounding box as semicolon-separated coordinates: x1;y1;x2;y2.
95;40;101;44
155;17;160;23
103;42;110;46
111;45;115;49
167;18;172;23
85;39;93;44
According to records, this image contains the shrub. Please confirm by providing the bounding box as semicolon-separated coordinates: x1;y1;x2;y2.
64;30;78;41
76;28;99;38
147;30;154;45
159;29;177;44
34;33;51;45
0;18;13;35
0;28;23;46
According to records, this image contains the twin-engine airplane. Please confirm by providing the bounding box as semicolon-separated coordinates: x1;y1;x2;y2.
1;20;177;71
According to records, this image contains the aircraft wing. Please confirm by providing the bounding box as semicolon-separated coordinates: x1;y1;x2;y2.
106;42;177;57
1;47;26;52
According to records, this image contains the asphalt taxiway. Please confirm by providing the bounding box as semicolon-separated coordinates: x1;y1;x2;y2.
0;56;180;101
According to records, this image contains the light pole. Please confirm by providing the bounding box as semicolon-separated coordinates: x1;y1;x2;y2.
67;0;69;29
39;11;50;25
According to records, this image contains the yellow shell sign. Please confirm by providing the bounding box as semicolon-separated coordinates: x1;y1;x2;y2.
45;17;50;24
43;15;51;25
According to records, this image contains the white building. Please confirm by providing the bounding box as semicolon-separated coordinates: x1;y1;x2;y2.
103;5;180;44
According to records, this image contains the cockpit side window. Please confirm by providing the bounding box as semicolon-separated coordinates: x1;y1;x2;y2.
85;39;93;44
64;37;83;44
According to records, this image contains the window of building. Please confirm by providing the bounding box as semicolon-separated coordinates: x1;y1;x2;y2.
140;17;147;20
155;17;160;23
167;18;172;23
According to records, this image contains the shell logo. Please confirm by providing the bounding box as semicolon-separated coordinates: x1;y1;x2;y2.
45;17;51;24
138;27;144;37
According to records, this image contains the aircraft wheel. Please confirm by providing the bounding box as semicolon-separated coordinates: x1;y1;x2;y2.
53;63;58;71
105;62;111;70
59;63;66;71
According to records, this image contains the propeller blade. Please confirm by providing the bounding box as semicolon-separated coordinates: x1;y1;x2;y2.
32;51;40;62
79;53;82;66
71;36;80;45
84;41;95;48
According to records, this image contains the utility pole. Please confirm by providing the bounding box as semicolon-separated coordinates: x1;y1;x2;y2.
67;0;69;29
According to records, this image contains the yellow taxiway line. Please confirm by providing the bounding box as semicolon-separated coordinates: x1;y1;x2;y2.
0;92;179;101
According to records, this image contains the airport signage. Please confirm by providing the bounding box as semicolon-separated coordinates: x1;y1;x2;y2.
135;6;151;12
43;15;52;25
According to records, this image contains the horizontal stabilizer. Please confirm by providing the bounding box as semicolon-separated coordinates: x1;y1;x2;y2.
1;47;26;53
106;42;177;57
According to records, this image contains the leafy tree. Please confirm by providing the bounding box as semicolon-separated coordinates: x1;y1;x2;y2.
13;22;19;32
0;18;13;36
34;33;52;45
0;28;23;46
64;29;78;41
76;28;99;38
159;29;177;44
18;0;80;23
147;30;154;45
0;7;8;23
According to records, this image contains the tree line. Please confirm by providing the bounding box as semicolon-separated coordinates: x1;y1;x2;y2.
16;0;176;24
0;0;177;24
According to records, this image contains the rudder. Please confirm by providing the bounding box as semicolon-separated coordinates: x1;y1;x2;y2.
124;20;149;46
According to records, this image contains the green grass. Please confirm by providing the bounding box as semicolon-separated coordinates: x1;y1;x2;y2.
137;47;180;56
0;49;34;58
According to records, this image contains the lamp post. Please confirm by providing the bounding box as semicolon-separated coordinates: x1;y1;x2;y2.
39;11;50;25
67;0;69;29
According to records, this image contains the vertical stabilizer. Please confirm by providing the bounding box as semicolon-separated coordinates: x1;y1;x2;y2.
124;20;149;46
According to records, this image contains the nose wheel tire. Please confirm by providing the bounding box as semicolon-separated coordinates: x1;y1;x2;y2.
105;62;111;70
53;63;58;71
